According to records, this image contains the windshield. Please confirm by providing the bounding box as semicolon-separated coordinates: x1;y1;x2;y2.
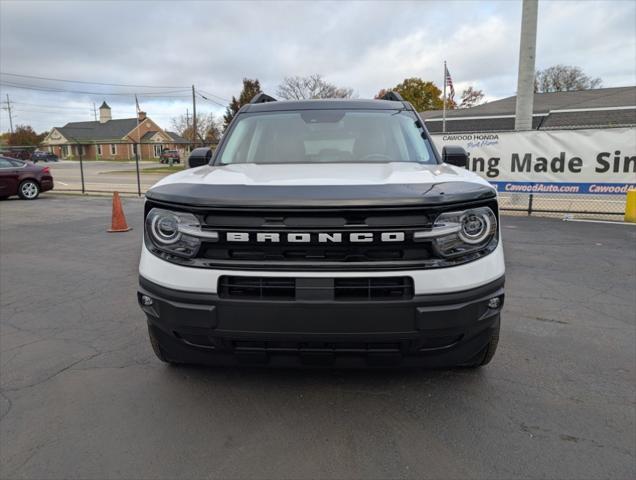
217;109;437;165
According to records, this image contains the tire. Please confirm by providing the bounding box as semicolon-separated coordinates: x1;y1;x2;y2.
18;180;40;200
147;324;181;365
461;324;500;368
0;196;9;200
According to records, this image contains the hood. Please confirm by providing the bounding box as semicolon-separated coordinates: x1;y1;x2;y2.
146;162;496;209
152;162;491;188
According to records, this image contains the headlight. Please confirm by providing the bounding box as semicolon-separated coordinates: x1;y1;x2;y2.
415;207;497;258
458;210;495;245
145;208;218;258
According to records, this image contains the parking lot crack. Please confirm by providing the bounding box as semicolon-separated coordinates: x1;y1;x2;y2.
0;390;13;422
1;350;101;393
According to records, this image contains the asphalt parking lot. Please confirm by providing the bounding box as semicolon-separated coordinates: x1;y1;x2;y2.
1;195;635;480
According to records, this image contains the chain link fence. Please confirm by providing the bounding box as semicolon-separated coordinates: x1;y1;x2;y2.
498;192;627;220
0;141;201;196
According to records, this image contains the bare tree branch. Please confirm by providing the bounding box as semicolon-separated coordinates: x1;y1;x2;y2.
171;112;221;144
277;74;353;100
535;65;602;93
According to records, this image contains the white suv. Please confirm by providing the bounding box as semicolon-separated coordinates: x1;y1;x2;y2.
138;92;505;368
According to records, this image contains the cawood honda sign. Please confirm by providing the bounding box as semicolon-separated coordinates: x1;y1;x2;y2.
431;127;636;194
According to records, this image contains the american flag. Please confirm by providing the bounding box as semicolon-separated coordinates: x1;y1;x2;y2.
445;65;455;100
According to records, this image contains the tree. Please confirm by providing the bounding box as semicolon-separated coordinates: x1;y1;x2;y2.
276;74;353;100
172;112;221;144
458;87;485;108
7;125;44;146
535;65;602;93
223;78;262;130
375;78;445;111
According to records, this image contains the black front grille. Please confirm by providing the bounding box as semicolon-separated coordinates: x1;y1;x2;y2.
201;207;435;268
218;276;414;301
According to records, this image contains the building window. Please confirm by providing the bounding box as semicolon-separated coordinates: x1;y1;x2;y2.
110;144;117;155
62;146;69;157
153;144;162;158
97;144;102;156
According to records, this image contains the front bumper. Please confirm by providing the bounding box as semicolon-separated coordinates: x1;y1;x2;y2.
139;275;504;368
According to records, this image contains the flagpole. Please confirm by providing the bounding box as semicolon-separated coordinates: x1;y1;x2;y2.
442;60;447;133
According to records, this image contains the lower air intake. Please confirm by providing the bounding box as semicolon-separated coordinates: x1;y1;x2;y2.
218;276;413;301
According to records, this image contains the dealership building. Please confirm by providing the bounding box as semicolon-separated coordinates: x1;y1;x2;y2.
421;86;636;133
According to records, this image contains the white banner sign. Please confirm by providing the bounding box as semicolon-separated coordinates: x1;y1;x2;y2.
431;127;636;194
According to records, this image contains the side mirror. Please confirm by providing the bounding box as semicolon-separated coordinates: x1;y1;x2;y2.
187;147;213;168
442;146;468;168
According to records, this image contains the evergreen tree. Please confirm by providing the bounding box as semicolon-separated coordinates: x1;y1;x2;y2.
223;78;262;130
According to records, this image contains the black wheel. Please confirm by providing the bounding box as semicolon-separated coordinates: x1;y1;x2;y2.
147;324;181;365
18;180;40;200
461;324;500;368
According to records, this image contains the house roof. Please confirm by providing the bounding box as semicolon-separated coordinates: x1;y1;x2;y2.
56;118;139;141
141;130;158;141
422;86;636;133
166;131;189;144
99;101;110;109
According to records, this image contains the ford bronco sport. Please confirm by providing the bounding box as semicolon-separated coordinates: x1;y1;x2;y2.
138;92;505;368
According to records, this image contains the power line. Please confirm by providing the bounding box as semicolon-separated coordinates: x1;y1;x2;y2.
0;72;190;89
196;91;227;108
1;73;231;102
197;88;231;103
12;101;95;111
0;81;191;97
12;108;91;115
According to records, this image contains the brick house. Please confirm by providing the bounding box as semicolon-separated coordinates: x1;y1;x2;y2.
41;102;188;160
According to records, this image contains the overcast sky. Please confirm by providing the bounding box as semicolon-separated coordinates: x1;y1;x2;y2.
1;0;634;133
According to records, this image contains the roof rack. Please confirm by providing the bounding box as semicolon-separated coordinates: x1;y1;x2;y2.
381;91;404;102
250;93;277;104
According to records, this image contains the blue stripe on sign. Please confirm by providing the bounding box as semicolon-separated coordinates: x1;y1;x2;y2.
489;182;636;195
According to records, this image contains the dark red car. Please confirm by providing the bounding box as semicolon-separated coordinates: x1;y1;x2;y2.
0;156;54;200
159;149;181;164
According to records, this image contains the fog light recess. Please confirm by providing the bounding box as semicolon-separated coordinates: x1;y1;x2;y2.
488;297;501;309
141;295;154;306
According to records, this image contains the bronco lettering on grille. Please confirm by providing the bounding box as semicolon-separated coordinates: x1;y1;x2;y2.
225;232;406;243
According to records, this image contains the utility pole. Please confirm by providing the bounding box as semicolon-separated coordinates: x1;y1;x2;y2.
92;102;97;121
514;0;539;131
191;85;197;148
4;94;14;134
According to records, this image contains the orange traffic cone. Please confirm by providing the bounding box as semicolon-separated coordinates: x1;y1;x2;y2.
108;192;132;232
